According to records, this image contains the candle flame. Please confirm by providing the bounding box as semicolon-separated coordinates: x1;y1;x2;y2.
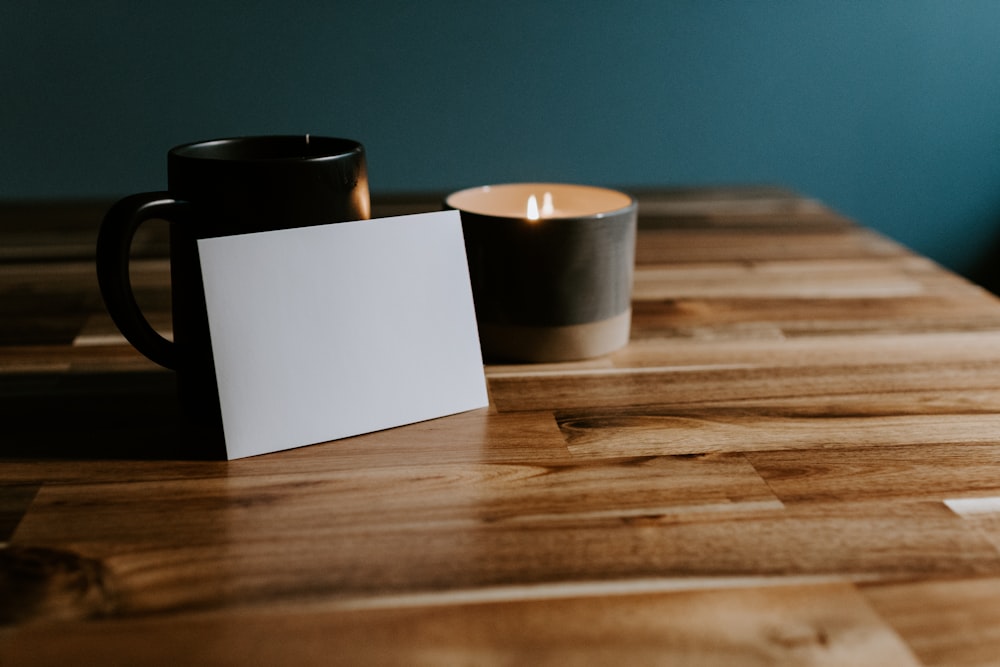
526;194;540;221
542;192;554;217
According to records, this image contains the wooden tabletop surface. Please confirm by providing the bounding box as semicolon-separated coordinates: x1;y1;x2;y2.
4;187;1000;665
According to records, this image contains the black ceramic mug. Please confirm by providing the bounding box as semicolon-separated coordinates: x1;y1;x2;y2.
96;135;370;424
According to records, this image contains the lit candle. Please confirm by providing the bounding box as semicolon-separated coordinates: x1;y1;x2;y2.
541;191;554;217
524;191;560;220
526;194;540;221
445;183;637;363
448;183;630;221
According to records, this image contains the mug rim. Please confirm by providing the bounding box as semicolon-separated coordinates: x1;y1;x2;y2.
169;135;363;162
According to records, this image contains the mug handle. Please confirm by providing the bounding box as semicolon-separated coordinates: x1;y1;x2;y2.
96;192;190;370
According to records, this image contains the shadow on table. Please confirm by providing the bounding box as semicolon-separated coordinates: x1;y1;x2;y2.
0;372;226;460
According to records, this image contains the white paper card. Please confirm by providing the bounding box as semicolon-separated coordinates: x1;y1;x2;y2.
197;210;489;459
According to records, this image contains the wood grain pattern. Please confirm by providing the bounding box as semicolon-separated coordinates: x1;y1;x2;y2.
1;582;921;666
863;577;1000;667
3;187;1000;664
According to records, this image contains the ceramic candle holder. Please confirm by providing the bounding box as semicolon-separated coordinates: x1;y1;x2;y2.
446;183;637;363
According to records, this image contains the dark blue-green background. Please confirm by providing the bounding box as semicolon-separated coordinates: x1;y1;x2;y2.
3;1;999;277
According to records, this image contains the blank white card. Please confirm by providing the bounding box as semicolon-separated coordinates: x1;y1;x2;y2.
198;210;489;459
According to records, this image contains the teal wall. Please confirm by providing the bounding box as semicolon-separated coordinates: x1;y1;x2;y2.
3;1;1000;275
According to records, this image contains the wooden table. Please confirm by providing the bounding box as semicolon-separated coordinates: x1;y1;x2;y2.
4;187;1000;665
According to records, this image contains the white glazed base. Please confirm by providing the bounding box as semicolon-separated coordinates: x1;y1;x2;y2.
478;309;632;363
